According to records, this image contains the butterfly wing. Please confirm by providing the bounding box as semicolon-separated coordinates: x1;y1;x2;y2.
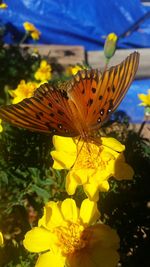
88;51;140;129
0;83;79;136
68;51;139;130
68;68;102;120
0;52;139;137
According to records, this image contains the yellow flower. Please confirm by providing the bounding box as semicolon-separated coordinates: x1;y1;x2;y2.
23;198;120;267
9;80;38;104
34;60;52;81
0;232;4;246
51;136;134;201
138;89;150;107
104;33;118;60
66;65;88;76
0;119;3;132
23;22;41;40
31;30;40;40
0;3;7;9
23;22;36;32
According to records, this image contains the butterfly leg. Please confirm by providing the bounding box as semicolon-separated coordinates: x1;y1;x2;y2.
70;137;85;169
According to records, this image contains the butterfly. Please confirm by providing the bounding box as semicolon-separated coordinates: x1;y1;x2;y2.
0;52;139;141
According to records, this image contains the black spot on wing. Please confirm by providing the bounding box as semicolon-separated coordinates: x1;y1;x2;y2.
39;111;43;116
112;86;115;93
35;111;44;120
48;103;53;108
107;99;114;114
97;117;101;123
58;124;63;129
45;122;56;133
100;109;104;116
58;110;64;116
92;87;96;93
36;114;41;120
87;98;93;107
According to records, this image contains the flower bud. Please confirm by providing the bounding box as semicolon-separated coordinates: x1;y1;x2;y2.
104;33;118;60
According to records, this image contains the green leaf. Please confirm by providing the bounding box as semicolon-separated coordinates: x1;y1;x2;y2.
31;184;50;201
0;170;8;184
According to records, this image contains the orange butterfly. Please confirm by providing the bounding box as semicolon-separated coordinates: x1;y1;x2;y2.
0;52;139;141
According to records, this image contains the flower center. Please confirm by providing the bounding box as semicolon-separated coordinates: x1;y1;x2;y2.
40;67;48;73
55;222;90;255
74;142;112;171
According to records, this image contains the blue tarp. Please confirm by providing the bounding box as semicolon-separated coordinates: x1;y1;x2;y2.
0;0;150;50
119;79;150;123
0;1;150;123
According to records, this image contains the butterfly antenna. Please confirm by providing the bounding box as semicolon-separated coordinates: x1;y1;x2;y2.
85;138;92;156
96;145;102;161
75;138;93;167
74;136;81;147
71;137;85;169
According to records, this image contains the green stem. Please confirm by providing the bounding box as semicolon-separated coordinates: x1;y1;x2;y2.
103;58;109;73
19;32;29;44
138;121;146;136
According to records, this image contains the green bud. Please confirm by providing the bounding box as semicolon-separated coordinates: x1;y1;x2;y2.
104;33;118;60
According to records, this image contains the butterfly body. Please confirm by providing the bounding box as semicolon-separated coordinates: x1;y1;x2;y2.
0;52;140;140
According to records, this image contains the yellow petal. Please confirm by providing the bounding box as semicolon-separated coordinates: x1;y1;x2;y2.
102;147;118;160
114;162;134;180
83;183;100;201
36;252;65;267
79;199;100;225
91;169;110;184
68;225;120;266
89;224;120;249
23;22;35;31
138;93;150;106
44;202;65;228
0;232;4;246
61;199;79;222
52;136;76;153
51;151;75;169
38;202;63;229
66;171;80;195
0;124;3;132
41;60;48;68
72;169;90;184
23;227;52;252
31;31;40;40
100;150;114;161
38;206;48;228
71;66;83;75
89;246;119;267
99;181;110;192
101;137;125;152
0;3;8;9
67;246;119;267
67;249;94;267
